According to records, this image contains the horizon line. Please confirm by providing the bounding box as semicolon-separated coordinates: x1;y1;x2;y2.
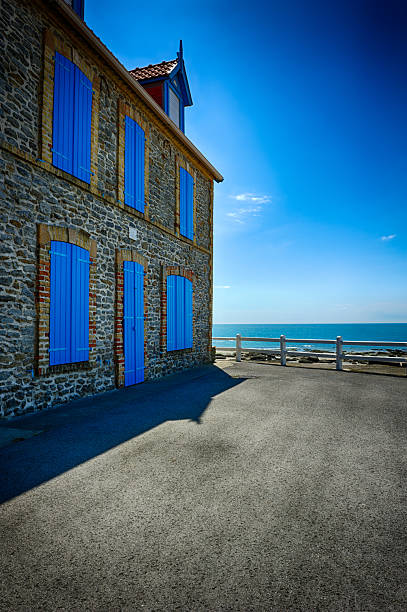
213;322;407;325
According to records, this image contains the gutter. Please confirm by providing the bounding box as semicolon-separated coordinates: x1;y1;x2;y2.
49;0;224;183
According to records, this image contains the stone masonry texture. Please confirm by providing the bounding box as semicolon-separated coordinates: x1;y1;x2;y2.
0;0;216;417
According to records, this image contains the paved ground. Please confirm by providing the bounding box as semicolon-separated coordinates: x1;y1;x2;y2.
0;362;406;611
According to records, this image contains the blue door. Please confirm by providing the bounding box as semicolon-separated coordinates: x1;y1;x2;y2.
123;261;144;386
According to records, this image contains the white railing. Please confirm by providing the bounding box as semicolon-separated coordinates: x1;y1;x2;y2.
212;335;407;370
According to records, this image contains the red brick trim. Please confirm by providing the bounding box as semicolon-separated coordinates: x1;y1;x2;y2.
36;224;97;376
115;249;149;388
160;265;195;354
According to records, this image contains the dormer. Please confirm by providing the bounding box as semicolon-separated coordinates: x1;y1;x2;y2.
129;41;193;133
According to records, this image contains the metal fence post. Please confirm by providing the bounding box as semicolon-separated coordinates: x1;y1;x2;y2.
336;336;343;370
280;335;286;366
236;333;242;362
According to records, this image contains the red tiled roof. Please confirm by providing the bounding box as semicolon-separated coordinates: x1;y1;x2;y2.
129;59;178;81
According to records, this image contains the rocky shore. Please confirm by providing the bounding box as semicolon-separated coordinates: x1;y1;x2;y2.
213;348;407;376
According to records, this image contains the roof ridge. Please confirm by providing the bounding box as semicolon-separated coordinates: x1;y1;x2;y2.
129;58;177;73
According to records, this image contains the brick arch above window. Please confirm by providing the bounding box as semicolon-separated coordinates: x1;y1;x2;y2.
161;265;195;353
36;224;97;376
38;224;97;255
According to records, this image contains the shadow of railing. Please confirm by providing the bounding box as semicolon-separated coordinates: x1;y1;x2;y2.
0;365;246;504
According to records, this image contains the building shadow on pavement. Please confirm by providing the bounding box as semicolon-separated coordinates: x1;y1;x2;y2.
0;365;246;504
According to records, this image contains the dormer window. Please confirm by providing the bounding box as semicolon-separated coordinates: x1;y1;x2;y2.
168;87;181;129
129;41;192;134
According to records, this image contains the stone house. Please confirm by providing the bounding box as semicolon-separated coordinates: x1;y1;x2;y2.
0;0;223;418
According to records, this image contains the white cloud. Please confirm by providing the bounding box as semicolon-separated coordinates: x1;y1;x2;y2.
225;213;245;224
381;234;396;241
333;303;352;310
227;194;272;223
214;285;231;289
230;193;272;204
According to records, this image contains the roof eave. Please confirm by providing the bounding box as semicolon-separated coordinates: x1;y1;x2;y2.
136;76;166;85
49;0;223;182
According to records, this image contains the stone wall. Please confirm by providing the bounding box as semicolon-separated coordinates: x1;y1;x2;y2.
0;0;43;156
97;78;118;201
0;0;216;418
148;128;178;231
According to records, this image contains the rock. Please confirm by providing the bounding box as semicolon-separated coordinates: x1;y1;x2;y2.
299;356;319;363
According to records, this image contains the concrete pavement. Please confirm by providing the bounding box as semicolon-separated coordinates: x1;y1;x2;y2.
0;362;406;610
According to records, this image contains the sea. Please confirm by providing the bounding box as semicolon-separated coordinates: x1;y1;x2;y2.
212;323;407;354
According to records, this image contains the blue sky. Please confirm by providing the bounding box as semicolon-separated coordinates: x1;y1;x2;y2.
86;0;407;323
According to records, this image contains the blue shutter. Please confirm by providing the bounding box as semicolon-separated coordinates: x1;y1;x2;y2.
124;116;135;208
123;261;145;385
167;275;193;351
135;122;145;213
134;263;145;383
167;275;176;351
73;66;93;183
71;245;90;363
49;241;72;366
186;172;194;240
179;168;187;237
53;54;92;182
176;276;185;350
180;168;193;240
49;242;90;366
123;262;135;386
124;116;145;212
184;278;193;349
52;53;75;174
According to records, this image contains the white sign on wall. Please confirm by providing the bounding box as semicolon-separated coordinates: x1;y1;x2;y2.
129;227;138;241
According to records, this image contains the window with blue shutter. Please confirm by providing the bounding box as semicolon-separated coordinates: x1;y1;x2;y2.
52;52;93;183
49;241;90;366
166;275;193;351
179;167;194;240
124;116;145;213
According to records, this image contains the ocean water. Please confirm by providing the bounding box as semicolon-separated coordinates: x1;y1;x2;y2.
212;323;407;353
